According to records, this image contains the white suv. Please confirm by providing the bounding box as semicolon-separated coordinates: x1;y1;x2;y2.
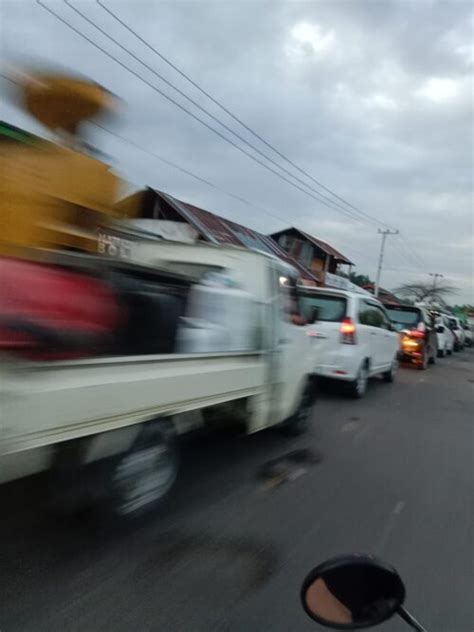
448;316;466;350
299;287;400;398
434;314;455;356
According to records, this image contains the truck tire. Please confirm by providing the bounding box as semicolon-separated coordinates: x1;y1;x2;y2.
102;419;179;520
280;380;316;436
49;438;91;516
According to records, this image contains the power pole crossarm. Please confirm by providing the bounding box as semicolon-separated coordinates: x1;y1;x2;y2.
375;229;399;298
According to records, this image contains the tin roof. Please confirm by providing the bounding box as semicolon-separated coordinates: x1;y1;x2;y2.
362;284;401;304
155;190;320;283
270;227;353;265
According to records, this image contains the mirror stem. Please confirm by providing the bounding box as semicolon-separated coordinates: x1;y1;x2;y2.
397;606;428;632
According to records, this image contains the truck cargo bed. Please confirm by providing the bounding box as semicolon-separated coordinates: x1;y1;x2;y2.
0;351;265;454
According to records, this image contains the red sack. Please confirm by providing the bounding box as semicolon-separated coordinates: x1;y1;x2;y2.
0;257;119;359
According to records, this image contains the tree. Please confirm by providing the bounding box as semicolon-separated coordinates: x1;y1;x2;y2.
339;270;373;288
393;280;458;304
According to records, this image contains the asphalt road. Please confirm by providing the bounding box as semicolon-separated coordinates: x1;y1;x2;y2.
1;350;473;632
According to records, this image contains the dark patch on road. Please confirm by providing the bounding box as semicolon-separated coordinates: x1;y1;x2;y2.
134;531;279;600
258;448;321;489
341;420;360;432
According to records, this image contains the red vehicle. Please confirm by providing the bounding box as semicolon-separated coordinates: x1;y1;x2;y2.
384;304;437;370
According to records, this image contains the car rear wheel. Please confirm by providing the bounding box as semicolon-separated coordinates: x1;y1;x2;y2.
417;349;428;370
383;356;398;383
349;363;368;398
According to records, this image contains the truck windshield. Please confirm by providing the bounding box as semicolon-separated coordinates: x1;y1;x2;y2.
299;294;346;322
386;307;420;329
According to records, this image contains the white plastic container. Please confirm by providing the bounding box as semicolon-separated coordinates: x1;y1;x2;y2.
184;273;256;351
176;318;229;353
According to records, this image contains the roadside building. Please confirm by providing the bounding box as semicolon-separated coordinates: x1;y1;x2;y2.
361;283;401;304
116;188;320;285
269;227;353;286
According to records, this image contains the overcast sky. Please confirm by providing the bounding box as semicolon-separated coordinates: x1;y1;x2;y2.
1;0;473;302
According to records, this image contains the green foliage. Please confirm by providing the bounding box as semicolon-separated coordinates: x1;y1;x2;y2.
338;270;373;288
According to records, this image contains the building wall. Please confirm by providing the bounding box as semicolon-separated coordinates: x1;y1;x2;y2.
310;257;325;274
277;232;328;276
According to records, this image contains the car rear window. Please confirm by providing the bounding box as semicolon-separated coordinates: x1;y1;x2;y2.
386;306;420;330
299;293;347;322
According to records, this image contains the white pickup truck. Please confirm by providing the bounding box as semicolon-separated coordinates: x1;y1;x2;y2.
0;241;316;518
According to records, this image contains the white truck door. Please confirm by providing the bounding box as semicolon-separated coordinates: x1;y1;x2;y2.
270;266;310;422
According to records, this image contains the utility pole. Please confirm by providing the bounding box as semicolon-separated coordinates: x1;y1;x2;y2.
374;229;399;297
429;273;443;304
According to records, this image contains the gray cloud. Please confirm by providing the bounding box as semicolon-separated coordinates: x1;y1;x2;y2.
1;0;472;301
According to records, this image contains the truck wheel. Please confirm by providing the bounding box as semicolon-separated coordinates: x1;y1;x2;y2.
49;438;91;516
280;380;316;436
104;419;179;519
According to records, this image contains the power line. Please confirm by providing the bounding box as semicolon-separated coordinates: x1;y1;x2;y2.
386;237;424;275
65;1;368;222
388;236;422;271
0;71;19;86
398;232;426;268
97;121;370;236
0;66;349;235
0;67;286;226
2;71;407;276
93;122;294;227
47;0;367;226
96;0;394;230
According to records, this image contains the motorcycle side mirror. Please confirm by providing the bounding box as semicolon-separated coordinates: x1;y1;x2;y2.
301;555;427;631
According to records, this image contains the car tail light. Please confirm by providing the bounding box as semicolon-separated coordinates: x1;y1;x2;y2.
408;329;425;338
340;317;356;344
